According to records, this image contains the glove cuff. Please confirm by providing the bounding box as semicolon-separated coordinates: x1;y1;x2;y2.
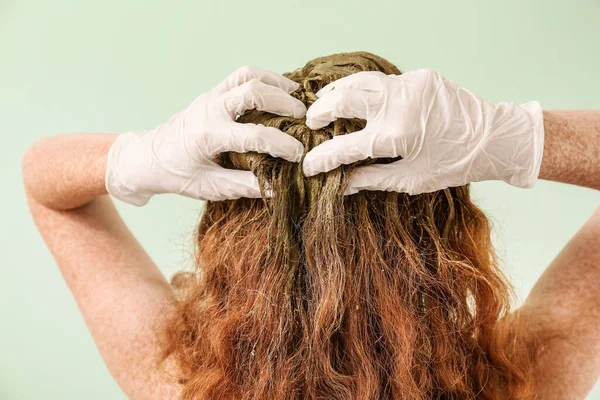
507;101;545;188
105;131;155;206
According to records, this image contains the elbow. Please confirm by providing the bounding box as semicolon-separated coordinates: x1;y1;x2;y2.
21;136;55;197
22;139;38;191
22;137;43;189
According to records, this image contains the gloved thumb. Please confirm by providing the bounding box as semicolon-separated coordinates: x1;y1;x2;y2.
344;160;417;196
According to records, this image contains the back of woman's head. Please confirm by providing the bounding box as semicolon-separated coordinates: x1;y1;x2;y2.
164;52;537;400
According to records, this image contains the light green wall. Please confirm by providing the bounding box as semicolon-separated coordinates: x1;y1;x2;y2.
2;0;599;398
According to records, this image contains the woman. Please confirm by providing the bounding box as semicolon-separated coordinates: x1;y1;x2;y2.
23;52;600;399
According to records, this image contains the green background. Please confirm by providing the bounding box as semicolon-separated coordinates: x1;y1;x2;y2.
2;0;599;398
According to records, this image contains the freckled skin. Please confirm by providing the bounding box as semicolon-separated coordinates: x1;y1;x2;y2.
21;111;600;400
517;111;600;400
23;134;182;399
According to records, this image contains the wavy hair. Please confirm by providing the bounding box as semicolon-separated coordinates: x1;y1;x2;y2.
163;52;539;399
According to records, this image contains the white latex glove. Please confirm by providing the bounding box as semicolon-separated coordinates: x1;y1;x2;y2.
303;69;544;195
106;66;306;205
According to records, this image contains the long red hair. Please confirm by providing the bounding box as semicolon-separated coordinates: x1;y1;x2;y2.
162;52;540;399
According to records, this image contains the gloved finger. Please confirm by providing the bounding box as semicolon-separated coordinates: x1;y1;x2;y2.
198;169;270;201
302;128;375;176
305;89;382;130
204;123;304;162
344;161;415;195
216;66;299;95
316;71;387;97
221;79;307;119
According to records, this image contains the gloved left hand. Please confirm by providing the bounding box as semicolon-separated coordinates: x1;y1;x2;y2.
106;66;306;205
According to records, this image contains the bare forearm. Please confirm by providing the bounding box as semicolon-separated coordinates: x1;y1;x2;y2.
539;110;600;190
22;133;117;210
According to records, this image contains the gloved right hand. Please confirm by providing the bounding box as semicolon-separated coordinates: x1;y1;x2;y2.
106;66;306;205
303;69;544;195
